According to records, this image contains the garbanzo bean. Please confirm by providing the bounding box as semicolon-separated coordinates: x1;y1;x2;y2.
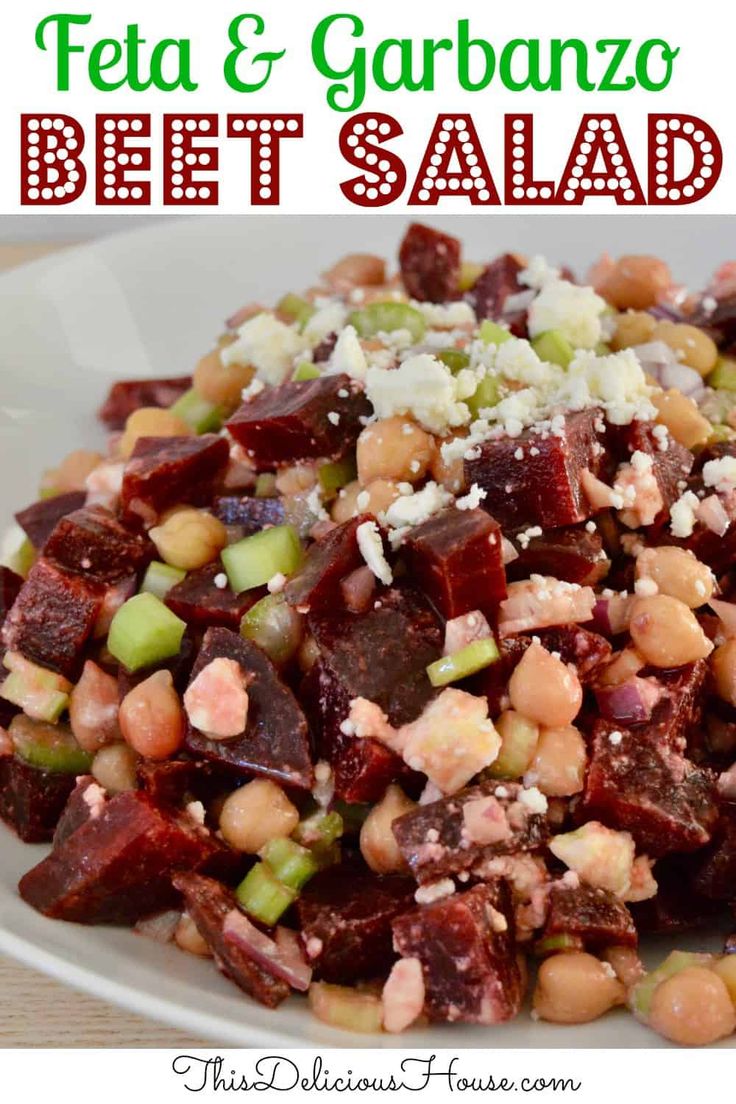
651;320;718;377
527;725;587;797
360;784;416;874
119;670;185;760
712;955;736;1004
711;639;736;707
356;417;434;486
174;913;213;957
149;507;228;571
69;660;121;753
610;310;657;351
194;344;254;409
629;595;713;667
652;389;712;450
635;547;714;608
41;449;104;496
598;255;672;311
648;967;735;1046
508;643;583;728
533;952;625;1024
119;407;192;459
218;778;299;853
331;479;400;524
91;742;138;793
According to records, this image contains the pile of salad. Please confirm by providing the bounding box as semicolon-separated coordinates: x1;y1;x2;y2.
4;224;736;1045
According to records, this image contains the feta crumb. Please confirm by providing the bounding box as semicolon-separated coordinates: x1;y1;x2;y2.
414;878;455;905
670;490;700;539
213;572;228;590
703;456;736;493
518;786;548;815
365;353;472;434
356;519;393;586
223;312;307;386
327;411;341;426
527;279;606;349
455;483;487;511
267;572;287;594
519;254;560;290
609;730;623;746
326;323;368;380
384;481;453;540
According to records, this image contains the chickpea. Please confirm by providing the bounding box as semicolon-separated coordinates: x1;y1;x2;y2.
275;463;318;497
322;253;386;291
69;660;121;753
430;438;467;495
533;952;625;1024
92;742;138;793
597;255;672;311
360;784;416;874
648;967;735;1046
508;643;583;728
652;389;712;450
218;778;299;853
629;594;713;667
119;407;192;459
149;507;228;571
41;449;104;496
635;547;713;609
331;479;400;524
712;955;736;1004
651;320;718;377
194;343;254;409
356;417;434;487
711;639;736;707
527;725;587;798
610;310;657;351
119;670;185;760
603;945;645;990
174;913;212;958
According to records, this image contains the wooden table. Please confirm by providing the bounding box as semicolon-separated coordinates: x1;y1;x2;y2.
0;238;214;1048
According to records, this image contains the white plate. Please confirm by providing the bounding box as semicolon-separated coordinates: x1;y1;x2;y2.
0;214;731;1048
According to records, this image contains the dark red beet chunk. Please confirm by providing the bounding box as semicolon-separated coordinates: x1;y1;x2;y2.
692;803;736;900
579;720;718;856
0;756;77;843
402;508;507;619
184;627;313;790
506;524;609;586
173;873;289;1008
42;506;152;583
18;790;237;924
606;420;694;529
466;410;603;530
53;775;101;846
465;254;526;334
392;780;549;884
303;587;442;802
213;494;286;534
120;434;229;526
649;661;707;751
630;854;722;934
2;558;103;679
543;883;637;949
0;567;22;634
393;881;523;1024
284;515;371;614
295;865;415;983
15;491;87;549
398;223;461;302
98;375;191;430
226;375;371;471
165;564;262;629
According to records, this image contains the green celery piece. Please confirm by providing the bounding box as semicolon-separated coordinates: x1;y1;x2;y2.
437;348;471;374
534;933;584;956
348;301;426;344
254;473;278;498
235;862;297;926
467;374;501;419
169;387;225;434
277;293;315;329
38;486;59;500
5;537;35;578
709;356;736;391
107;592;186;673
240;592;301;665
293;361;321;382
458;261;484;293
426;638;500;688
261;837;319;891
222;525;303;593
293;809;344;849
318;455;357;497
140;560;186;601
630;951;715;1020
478;319;513;346
0;672;68;723
488;718;539;780
10;716;92;774
708;423;733;444
532;330;574;368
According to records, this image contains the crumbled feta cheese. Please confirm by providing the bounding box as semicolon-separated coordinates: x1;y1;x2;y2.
213;572;228;590
356;519;393;586
303;301;347;343
267;572;287;594
549;821;635;897
519;254;560;290
670;490;700;539
241;377;265;402
327;411;340;426
414;878;456;905
527;279;606;349
418;300;476;329
326;324;368;380
518;786;548;815
384;482;453;542
703;456;736;493
365;354;472;434
455;483;487;511
222;312;307;386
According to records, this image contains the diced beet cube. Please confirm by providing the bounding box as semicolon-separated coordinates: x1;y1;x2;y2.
184;627;313;790
2;558;103;679
0;756;77;843
213;494;286;534
649;661;707;751
53;775;102;847
18;790;237;924
398;223;461;302
465;254;527;335
392;780;549;884
543;883;637;949
226;375;371;471
606;420;693;528
402;508;507;619
579;720;718;856
42;506;152;583
507;524;609;586
466;410;603;530
312;333;338;363
136;758;231;811
303;587;442;802
165;564;262;629
120;434;229;526
284;515;371;614
692;803;736;900
98;375;192;430
392;881;523;1024
296;865;415;983
173;872;289;1007
0;567;22;634
15;491;87;549
630;854;721;934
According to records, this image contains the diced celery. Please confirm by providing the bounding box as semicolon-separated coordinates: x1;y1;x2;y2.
458;261;484;293
348;301;426;344
466;374;501;419
532;330;574;369
255;473;278;498
479;320;513;346
437;348;471;374
5;537;36;578
169;387;225;434
0;670;69;723
240;592;303;665
318;455;357;497
222;525;303;593
140;560;186;601
38;485;59;501
9;715;92;774
708;423;733;444
277;293;315;329
107;592;186;673
293;361;321;382
235;862;297;926
308;982;383;1033
488;714;539;779
534;933;584;957
709;356;736;391
630;951;714;1020
293;809;344;849
261;837;319;891
426;638;500;688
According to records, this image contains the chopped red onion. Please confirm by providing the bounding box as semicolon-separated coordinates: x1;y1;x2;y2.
134;909;181;943
696;494;730;537
591;595;636;637
659;360;706;398
222;909;312;991
340;565;376;613
631;340;677;384
595;676;662;725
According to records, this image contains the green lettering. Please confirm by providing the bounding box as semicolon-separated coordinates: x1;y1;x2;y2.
457;19;495;92
550;39;595;92
596;40;635;91
88;38;125;91
35;12;92;90
311;13;365;111
224;13;285;94
636;39;679;91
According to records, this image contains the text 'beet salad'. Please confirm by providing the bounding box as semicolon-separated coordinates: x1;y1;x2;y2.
5;224;736;1044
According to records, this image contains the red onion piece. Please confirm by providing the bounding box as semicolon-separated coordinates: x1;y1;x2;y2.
502;289;536;315
134;909;181;943
340;565;376;613
709;598;736;638
630;340;677;384
696;494;730;537
222;909;312;991
591;595;636;637
595;676;662;725
659;361;705;398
